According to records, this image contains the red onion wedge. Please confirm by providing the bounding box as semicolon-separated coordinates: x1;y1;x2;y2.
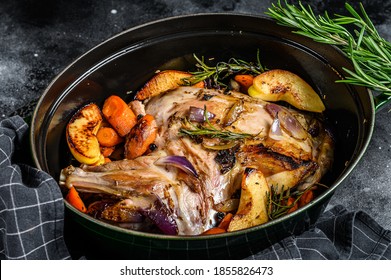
225;100;244;126
113;195;178;235
269;113;284;141
265;103;307;140
214;198;239;212
140;197;178;235
155;155;199;178
188;106;215;122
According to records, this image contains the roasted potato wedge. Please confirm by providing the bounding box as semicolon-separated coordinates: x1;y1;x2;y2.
66;103;105;165
248;69;325;113
135;70;204;100
227;167;270;232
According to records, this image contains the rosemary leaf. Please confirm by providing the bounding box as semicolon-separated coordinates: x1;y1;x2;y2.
179;127;252;141
267;186;304;220
179;121;252;141
179;107;253;141
266;0;391;96
182;50;267;88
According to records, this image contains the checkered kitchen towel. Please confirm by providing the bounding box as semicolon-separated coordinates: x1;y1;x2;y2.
0;116;70;259
1;116;390;260
249;205;391;260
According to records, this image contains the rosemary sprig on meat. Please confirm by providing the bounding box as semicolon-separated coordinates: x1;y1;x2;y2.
266;0;391;100
179;107;253;141
179;122;252;140
267;186;304;220
267;187;294;220
182;50;267;88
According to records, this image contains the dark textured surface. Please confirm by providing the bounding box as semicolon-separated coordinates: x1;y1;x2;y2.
1;0;390;232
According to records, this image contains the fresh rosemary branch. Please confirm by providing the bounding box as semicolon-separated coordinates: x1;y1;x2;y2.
267;186;303;220
266;0;391;95
179;123;252;140
179;107;253;141
182;50;267;88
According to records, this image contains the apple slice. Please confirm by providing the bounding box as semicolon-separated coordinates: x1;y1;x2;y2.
227;167;270;232
248;69;325;113
135;70;204;100
66;103;104;165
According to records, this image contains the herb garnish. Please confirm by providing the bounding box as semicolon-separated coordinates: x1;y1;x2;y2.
179;107;253;141
182;50;267;88
179;122;253;140
267;186;303;220
266;0;391;109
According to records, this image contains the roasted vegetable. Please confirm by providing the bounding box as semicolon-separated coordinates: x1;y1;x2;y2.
298;189;314;208
286;197;299;214
66;103;104;165
102;95;137;137
124;114;158;159
217;213;233;230
248;69;325;112
234;74;254;92
135;70;204;100
100;145;116;157
227;167;270;232
66;186;87;213
96;126;124;147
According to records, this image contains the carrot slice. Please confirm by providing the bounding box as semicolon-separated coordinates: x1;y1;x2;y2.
201;227;226;235
299;189;314;208
96;126;124;147
100;146;116;157
234;74;254;92
104;157;112;163
286;197;299;214
124;114;158;159
66;186;87;213
217;213;233;230
102;95;137;137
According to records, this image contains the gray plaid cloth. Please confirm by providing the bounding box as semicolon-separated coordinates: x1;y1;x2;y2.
248;205;391;259
1;116;390;260
0;116;70;260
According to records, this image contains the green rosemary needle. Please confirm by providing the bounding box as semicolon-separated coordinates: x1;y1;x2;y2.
267;186;303;220
179;107;253;141
179;124;253;141
266;0;391;99
182;50;267;87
